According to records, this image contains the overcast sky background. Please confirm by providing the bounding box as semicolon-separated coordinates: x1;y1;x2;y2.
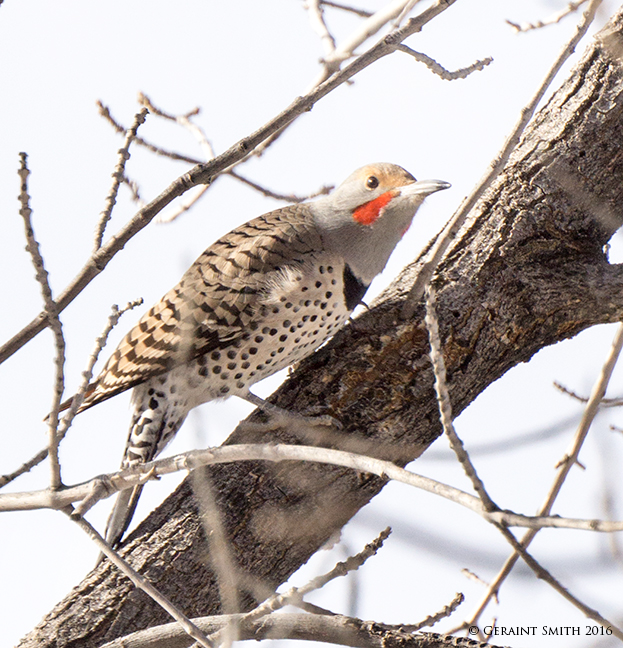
1;1;623;646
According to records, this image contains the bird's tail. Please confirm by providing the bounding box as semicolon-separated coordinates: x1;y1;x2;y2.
95;484;144;566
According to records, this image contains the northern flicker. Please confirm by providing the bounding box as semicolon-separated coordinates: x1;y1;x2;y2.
76;163;449;551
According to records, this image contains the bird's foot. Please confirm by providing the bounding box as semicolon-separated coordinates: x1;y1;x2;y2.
239;392;342;434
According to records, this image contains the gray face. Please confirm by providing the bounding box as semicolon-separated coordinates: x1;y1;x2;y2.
311;163;450;284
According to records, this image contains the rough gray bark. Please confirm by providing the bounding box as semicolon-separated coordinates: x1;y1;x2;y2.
20;10;623;648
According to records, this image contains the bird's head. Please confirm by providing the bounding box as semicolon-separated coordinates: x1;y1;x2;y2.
311;162;450;284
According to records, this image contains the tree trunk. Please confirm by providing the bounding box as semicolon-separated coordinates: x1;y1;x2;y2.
20;10;623;647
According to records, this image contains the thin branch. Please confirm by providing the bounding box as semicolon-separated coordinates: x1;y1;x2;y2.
122;173;145;206
401;0;604;318
295;600;340;616
398;592;464;632
138;92;334;218
97;100;202;164
507;0;590;33
4;443;623;535
0;448;48;489
461;569;498;603
57;299;144;438
423;292;617;632
0;0;459;366
97;610;501;648
394;0;424;28
68;509;215;648
0;300;142;490
18;153;65;491
306;0;337;59
424;294;617;641
466;321;623;628
554;380;623;407
494;524;623;640
307;0;414;87
229;170;333;203
190;471;240;648
320;1;373;19
397;45;492;80
139;92;218;224
424;286;497;511
138;93;216;161
93;108;148;252
104;102;330;213
136;94;201;120
154;185;211;224
259;0;420;156
285;527;391;601
205;528;391;647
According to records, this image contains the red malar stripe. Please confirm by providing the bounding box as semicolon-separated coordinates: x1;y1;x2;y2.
352;190;396;225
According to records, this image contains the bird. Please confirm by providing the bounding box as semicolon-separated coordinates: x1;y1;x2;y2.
74;162;450;552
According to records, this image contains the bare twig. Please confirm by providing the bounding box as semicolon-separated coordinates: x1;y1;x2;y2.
68;510;215;648
122;174;145;206
139;92;333;219
424;286;497;512
93;108;148;252
230;170;333;203
0;444;466;514
18;153;65;490
58;299;144;437
4;443;623;536
296;600;339;616
397;45;492;80
138;93;216;161
422;290;614;636
205;528;391;647
308;0;415;86
494;524;623;640
259;0;423;156
461;569;498;603
0;300;142;489
155;185;212;224
0;0;458;366
138;92;218;224
321;1;373;19
103;103;330;213
397;592;464;631
466;321;623;628
401;0;604;318
0;448;48;489
306;0;337;59
507;0;590;33
97;100;201;164
394;0;423;28
98;610;502;648
554;380;623;407
190;471;240;648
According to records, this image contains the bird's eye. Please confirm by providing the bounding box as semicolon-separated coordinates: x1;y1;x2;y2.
366;176;379;189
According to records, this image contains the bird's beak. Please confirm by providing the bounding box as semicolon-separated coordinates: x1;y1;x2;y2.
399;179;451;198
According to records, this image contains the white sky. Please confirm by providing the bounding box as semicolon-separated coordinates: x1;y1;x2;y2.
1;1;622;646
